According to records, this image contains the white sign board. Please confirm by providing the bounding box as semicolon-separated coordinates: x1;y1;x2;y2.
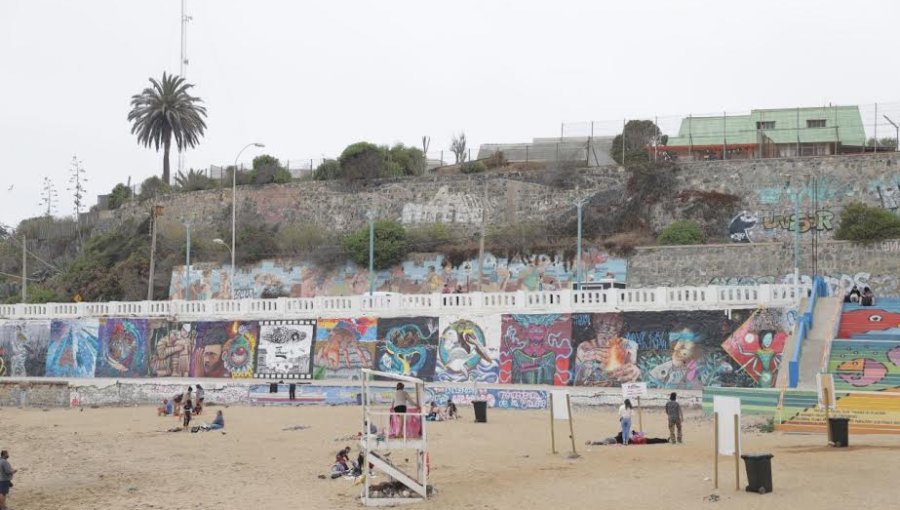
817;373;837;410
551;390;570;420
621;382;648;400
713;396;741;456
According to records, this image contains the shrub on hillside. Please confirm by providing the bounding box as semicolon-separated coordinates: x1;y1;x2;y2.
657;220;705;245
108;183;133;209
835;202;900;242
138;176;171;201
343;220;409;270
460;161;487;174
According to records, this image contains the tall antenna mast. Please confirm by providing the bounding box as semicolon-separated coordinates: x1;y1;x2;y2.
177;0;191;173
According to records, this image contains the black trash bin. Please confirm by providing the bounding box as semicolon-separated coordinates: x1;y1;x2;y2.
828;417;850;447
473;400;488;423
741;453;774;494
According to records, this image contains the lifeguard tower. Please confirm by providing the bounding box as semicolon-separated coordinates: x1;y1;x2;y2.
359;369;430;506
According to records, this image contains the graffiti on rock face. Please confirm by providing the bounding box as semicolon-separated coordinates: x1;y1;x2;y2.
0;321;50;377
190;321;258;378
96;318;149;378
571;313;640;387
728;211;759;243
376;317;439;380
761;210;834;233
756;177;842;205
313;317;377;380
500;314;573;386
256;320;316;378
436;316;501;383
46;319;99;378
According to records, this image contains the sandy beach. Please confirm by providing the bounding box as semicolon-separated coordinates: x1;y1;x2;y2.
0;404;897;510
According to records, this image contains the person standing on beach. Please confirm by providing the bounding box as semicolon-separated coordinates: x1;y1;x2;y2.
183;396;193;430
619;399;634;445
289;382;297;401
665;392;684;444
0;449;18;510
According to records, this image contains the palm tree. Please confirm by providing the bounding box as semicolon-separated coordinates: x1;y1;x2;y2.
127;72;208;184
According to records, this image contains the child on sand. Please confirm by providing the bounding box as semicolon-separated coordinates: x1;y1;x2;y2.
157;399;173;416
183;397;193;430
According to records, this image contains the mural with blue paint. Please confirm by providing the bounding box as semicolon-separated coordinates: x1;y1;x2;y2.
313;317;377;379
46;319;99;378
96;318;149;378
0;320;50;377
169;249;627;299
376;317;439;380
425;386;549;409
436;315;501;383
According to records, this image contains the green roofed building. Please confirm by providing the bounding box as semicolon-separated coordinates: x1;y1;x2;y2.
660;106;867;160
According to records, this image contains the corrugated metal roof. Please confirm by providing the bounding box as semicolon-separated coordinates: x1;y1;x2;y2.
665;106;866;147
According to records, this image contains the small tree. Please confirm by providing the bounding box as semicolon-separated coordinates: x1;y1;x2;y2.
610;120;667;165
173;169;214;192
451;132;467;163
343;220;409;270
313;159;341;180
339;142;385;180
657;220;706;245
835;202;900;242
250;154;292;184
108;183;132;209
138;176;171;202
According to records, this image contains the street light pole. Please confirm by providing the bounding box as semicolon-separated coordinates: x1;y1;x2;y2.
575;196;587;286
367;211;375;296
231;142;265;300
184;223;191;300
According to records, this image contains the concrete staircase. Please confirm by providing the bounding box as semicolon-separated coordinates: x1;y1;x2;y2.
796;296;843;390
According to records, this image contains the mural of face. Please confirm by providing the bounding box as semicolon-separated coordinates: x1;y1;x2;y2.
202;343;225;375
671;333;700;367
223;328;254;377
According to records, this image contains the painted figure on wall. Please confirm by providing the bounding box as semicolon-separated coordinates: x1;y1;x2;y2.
571;313;640;387
500;314;573;386
376;317;439;380
149;322;193;377
0;321;50;377
46;319;99;378
96;319;149;378
721;308;789;387
256;320;316;377
314;318;377;379
191;321;258;378
647;328;705;389
436;318;499;383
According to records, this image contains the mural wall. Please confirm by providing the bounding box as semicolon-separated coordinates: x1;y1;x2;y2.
0;308;793;389
168;249;627;300
829;300;900;391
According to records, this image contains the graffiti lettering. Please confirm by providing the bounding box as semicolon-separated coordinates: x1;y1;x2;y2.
761;210;834;233
623;330;670;351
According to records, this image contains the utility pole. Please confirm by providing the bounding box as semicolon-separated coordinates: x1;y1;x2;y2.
21;235;26;303
477;176;487;291
177;0;191;174
147;205;163;301
184;223;192;300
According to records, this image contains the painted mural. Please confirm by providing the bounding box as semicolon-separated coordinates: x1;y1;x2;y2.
436;315;501;383
625;311;754;389
96;318;149;378
313;317;377;380
571;313;640;387
376;317;439;380
256;320;316;378
168;249;627;300
46;319;99;378
829;301;900;391
149;322;193;377
500;314;573;386
720;308;791;387
0;320;50;377
190;321;259;378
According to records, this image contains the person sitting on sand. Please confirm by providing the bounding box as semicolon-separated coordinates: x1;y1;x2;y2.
330;447;355;478
192;410;225;433
444;401;458;420
172;394;183;417
158;399;173;416
426;401;440;421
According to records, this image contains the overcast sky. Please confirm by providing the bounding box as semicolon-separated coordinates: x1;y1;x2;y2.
2;0;899;226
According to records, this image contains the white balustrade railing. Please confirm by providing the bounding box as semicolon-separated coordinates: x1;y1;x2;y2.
0;283;806;321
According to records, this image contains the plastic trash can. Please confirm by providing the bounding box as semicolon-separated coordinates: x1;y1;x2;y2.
473;400;488;423
741;453;774;494
828;417;850;447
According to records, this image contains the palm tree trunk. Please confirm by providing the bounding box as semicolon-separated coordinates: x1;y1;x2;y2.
163;138;171;184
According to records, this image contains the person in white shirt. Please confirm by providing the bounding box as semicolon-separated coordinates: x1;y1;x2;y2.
618;399;634;445
392;383;411;413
